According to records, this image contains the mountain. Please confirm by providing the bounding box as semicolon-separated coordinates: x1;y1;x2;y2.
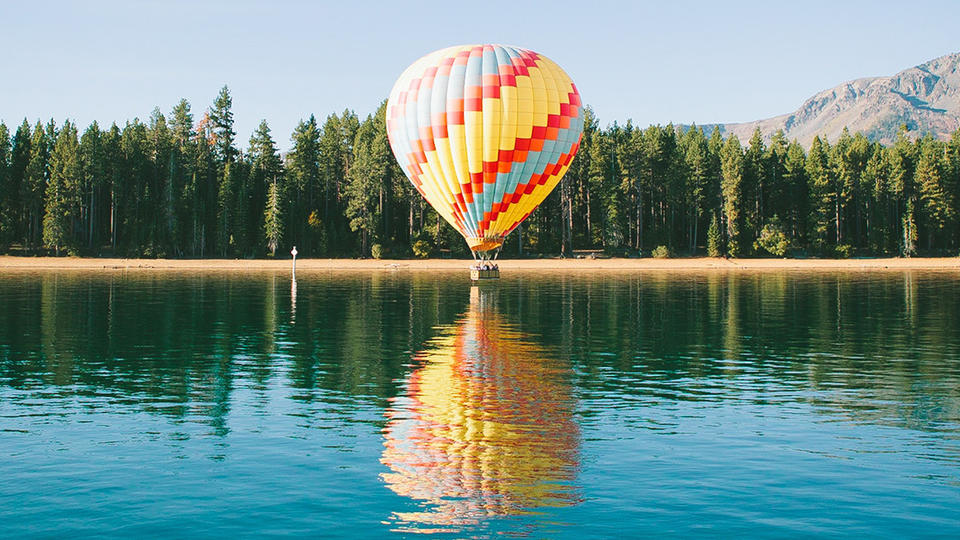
709;51;960;146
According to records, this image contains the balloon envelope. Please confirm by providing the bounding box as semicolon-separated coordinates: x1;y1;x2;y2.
386;45;583;252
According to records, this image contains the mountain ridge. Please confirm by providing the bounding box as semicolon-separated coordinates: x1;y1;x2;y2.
704;51;960;146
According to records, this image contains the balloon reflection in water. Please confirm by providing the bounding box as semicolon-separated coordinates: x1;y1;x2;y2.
381;287;580;532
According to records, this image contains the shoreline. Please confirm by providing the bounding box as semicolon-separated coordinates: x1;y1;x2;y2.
0;256;957;271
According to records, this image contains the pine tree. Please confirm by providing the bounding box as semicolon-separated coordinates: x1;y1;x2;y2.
806;135;833;251
887;127;916;255
862;144;888;251
248;120;283;255
79;122;104;250
8;120;32;244
948;128;960;251
318;113;343;228
616;122;642;250
681;125;710;252
169;99;195;256
336;110;360;251
43;121;81;255
829;128;868;247
102;124;123;252
209;85;236;165
217;161;237;256
637;123;678;251
148;108;173;254
764;131;788;229
207;88;238;256
193;115;217;256
720;135;744;256
288;115;322;254
782;141;808;243
264;180;283;256
344;106;391;256
170;100;194;148
24;121;51;247
706;213;723;257
561;106;596;253
0;123;10;244
743;128;766;242
119;119;151;254
587;130;621;250
902;199;918;257
915;136;953;250
845;132;872;247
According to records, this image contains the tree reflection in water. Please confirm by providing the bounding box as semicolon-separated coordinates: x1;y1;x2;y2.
381;286;580;533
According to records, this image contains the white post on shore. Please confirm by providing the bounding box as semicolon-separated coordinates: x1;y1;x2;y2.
291;245;298;278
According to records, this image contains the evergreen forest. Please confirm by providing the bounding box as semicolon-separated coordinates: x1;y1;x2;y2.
1;86;958;259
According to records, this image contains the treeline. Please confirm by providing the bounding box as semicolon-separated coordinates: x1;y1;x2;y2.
570;118;960;258
0;86;958;258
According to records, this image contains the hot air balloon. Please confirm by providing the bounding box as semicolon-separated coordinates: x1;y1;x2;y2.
386;45;583;266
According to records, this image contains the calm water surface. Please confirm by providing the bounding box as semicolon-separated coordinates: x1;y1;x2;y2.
1;269;959;538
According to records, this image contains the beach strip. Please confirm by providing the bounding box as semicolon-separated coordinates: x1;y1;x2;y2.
1;256;957;271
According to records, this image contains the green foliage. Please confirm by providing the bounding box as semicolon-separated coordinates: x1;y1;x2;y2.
43;121;81;255
587;129;623;250
915;136;955;249
306;210;327;254
2;90;960;259
345;102;395;258
651;245;671;258
264;181;283;255
680;125;714;252
370;243;383;259
902;199;918;257
24;121;51;248
0;123;10;245
412;239;431;259
755;217;791;257
706;214;723;257
742;128;766;241
288;115;323;254
435;218;469;257
246;120;283;255
209;85;236;165
805;135;834;249
217;161;237;256
720;136;744;256
834;244;854;259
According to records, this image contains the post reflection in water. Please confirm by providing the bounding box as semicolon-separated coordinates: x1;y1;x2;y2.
380;285;580;533
290;276;297;323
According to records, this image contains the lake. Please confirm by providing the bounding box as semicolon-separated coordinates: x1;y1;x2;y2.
1;270;959;537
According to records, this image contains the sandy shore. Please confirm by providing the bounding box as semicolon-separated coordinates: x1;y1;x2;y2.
0;255;957;271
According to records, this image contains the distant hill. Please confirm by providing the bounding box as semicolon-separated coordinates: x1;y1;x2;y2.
704;51;960;146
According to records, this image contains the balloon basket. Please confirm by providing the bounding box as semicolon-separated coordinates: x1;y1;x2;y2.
470;264;500;281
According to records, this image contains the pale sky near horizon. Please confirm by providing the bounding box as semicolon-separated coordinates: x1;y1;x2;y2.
2;0;957;150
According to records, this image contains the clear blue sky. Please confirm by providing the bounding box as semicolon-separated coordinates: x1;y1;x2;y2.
2;0;958;150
